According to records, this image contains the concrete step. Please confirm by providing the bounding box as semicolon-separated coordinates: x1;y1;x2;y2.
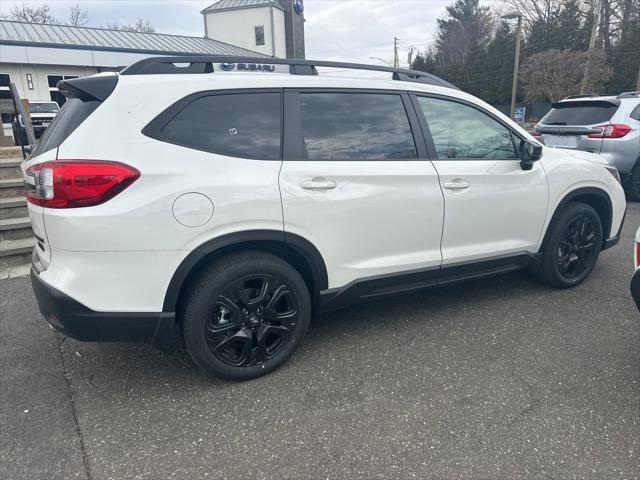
0;237;35;268
0;216;33;241
0;178;25;198
0;147;23;159
0;263;31;280
0;196;28;219
0;159;23;179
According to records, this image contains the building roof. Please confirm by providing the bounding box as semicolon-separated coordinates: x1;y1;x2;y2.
201;0;284;14
0;20;265;57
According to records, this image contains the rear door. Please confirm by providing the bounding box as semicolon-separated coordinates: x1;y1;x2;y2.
537;100;620;154
279;90;444;289
22;82;111;269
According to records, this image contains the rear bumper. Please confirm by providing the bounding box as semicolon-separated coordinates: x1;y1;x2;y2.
30;268;176;351
632;269;640;311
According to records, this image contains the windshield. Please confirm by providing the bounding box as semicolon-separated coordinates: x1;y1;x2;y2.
541;101;619;126
29;102;60;114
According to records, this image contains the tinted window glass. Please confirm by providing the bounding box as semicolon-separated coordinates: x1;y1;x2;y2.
300;93;417;160
541;101;619;125
159;93;281;160
32;97;100;157
418;97;517;159
630;103;640;121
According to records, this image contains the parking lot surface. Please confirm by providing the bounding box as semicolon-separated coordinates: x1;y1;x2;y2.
1;203;638;480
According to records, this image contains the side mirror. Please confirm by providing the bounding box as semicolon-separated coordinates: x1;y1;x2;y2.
519;140;542;170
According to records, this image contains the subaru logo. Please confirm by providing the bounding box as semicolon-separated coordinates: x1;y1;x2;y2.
294;0;304;15
220;63;235;71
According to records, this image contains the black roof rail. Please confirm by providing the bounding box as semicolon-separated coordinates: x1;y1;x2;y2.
617;91;639;99
120;55;458;90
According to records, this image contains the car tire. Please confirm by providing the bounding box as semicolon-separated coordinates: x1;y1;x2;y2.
182;251;311;381
536;202;603;289
624;162;640;202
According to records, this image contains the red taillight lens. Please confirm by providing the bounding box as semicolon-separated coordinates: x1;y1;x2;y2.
26;161;140;208
587;124;631;139
635;241;640;269
531;124;542;137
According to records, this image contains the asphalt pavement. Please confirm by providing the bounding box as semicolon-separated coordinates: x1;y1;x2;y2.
1;203;638;480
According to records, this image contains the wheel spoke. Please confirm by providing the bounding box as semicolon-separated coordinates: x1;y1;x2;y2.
257;324;291;359
212;328;253;367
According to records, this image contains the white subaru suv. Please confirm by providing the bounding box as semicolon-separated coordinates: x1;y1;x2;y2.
24;57;626;380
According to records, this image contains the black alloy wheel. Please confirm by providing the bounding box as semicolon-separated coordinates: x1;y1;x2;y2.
207;274;299;367
555;215;599;280
536;202;603;288
182;252;311;381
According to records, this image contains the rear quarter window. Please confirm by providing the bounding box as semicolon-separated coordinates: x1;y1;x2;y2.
541;100;619;126
630;103;640;121
144;92;282;160
32;97;100;157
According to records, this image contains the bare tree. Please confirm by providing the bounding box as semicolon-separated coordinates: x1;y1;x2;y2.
68;4;89;27
2;3;59;23
521;48;611;102
102;18;156;33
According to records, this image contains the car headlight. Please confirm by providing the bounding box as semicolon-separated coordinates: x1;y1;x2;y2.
605;165;621;184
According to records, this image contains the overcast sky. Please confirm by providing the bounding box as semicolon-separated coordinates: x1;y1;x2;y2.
0;0;500;65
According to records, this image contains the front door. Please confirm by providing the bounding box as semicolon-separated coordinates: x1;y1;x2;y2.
412;95;549;266
279;90;445;290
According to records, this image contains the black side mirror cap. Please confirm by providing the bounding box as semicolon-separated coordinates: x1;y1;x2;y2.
519;140;543;170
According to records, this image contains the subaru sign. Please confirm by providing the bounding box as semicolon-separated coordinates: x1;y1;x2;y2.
294;0;304;15
513;107;526;123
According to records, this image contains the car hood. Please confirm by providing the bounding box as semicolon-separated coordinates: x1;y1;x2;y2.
561;148;611;167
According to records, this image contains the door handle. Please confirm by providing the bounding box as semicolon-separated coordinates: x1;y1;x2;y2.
300;179;336;190
443;180;470;190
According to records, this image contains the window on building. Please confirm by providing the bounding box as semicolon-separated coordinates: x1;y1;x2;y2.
0;73;13;124
299;93;418;160
156;92;282;159
47;75;80;106
417;96;517;160
255;26;265;46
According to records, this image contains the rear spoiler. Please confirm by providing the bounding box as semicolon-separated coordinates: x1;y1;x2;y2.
57;75;118;102
551;99;621;108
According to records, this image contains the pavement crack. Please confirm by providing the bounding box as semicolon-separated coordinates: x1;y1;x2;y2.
56;334;93;480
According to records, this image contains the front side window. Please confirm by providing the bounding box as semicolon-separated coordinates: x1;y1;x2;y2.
417;97;517;160
299;93;417;160
255;26;265;46
157;92;281;160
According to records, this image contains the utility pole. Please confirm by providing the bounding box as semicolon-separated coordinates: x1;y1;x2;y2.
393;36;399;68
581;0;602;94
501;12;523;121
636;63;640;91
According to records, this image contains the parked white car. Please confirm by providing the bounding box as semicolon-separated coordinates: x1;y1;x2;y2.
24;57;626;380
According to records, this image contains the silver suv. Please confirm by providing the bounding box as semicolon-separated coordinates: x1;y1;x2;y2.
535;92;640;200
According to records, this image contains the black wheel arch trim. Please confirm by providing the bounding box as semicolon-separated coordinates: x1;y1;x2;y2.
546;186;616;250
162;230;328;313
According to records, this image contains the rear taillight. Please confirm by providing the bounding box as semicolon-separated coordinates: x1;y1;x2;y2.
587;124;631;139
26;160;140;208
635;241;640;269
531;124;542;137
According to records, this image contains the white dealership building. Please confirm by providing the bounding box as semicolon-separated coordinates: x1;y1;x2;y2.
0;0;306;139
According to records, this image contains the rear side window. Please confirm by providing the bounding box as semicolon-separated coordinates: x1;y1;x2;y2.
541;101;619;125
630;103;640;121
154;92;281;160
299;93;417;160
32;97;100;157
